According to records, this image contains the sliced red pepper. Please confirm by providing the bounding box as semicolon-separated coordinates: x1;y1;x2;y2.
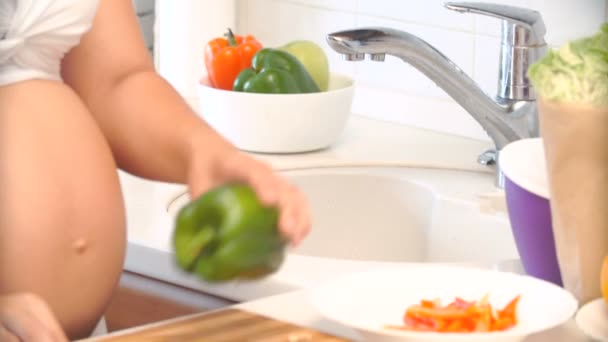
388;294;521;333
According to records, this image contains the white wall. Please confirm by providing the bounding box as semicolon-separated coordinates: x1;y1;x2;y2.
156;1;236;99
236;0;607;141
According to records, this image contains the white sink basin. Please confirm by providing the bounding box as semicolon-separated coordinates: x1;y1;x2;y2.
167;166;519;266
287;171;433;262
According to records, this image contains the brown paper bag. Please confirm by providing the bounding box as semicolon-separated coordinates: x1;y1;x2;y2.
538;99;608;304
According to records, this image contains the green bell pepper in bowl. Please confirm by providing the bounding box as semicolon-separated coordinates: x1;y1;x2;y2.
173;183;286;282
233;48;321;94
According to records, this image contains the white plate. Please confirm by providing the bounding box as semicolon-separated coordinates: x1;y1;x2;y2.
311;265;578;342
576;298;608;341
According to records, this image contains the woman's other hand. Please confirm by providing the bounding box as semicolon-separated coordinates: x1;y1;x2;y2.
0;293;68;342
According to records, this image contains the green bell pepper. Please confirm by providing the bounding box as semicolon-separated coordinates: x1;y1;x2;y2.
173;183;286;282
233;48;321;94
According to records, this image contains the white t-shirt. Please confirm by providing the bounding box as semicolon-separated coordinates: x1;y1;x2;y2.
0;0;99;85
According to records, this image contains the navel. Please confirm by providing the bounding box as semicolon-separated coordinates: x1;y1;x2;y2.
72;238;88;254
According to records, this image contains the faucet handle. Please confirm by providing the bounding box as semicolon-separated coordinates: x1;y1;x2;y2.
445;2;547;101
445;2;546;45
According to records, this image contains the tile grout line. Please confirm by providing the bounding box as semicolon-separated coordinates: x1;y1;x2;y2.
279;0;496;36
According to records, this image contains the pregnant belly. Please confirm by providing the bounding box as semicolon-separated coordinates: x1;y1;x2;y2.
0;80;126;338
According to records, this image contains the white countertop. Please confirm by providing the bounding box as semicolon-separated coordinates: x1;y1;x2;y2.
91;289;592;342
119;115;499;300
116;114;592;341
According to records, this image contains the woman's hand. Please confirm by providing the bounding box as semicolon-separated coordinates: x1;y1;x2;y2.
187;140;311;247
0;293;68;342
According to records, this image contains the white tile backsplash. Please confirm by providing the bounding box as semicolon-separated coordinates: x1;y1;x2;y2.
229;0;608;140
275;2;356;44
469;1;605;47
473;35;502;98
472;0;532;38
355;14;475;99
276;2;357;76
528;0;606;47
282;0;357;12
237;1;357;77
236;0;281;46
357;0;475;31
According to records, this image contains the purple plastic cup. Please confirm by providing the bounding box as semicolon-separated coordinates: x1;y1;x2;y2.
500;138;563;287
504;176;563;286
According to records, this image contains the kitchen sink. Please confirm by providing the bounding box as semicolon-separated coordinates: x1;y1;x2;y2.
167;166;519;266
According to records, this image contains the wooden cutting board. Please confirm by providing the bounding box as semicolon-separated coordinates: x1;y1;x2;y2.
98;308;351;342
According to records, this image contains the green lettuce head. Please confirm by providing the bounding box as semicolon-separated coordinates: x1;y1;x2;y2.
528;23;608;107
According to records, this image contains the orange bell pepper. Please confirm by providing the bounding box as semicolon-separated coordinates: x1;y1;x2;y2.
204;28;263;90
601;256;608;304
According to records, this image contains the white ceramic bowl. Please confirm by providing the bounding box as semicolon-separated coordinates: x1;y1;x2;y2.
575;298;608;341
312;265;578;342
196;73;355;153
499;137;550;199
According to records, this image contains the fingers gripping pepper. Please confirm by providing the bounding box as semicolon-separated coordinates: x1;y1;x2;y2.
173;184;286;282
233;48;321;94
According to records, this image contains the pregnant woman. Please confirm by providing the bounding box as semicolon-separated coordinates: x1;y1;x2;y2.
0;0;310;340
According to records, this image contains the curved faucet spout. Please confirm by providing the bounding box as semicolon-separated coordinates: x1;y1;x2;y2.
327;27;538;151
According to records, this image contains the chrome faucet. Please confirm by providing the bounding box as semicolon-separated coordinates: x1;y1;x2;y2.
326;2;547;187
